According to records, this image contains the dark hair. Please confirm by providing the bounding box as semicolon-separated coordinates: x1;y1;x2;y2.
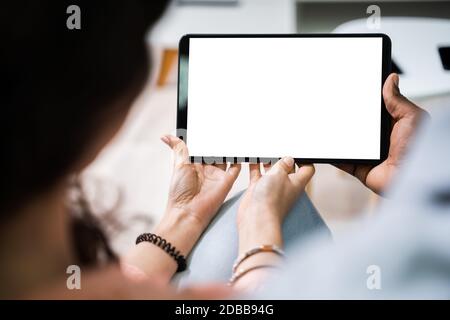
1;1;168;265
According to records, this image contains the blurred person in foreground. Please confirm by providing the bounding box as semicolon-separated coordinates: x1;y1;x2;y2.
2;0;446;300
1;0;312;299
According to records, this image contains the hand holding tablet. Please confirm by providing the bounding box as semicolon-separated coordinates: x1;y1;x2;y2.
177;34;392;165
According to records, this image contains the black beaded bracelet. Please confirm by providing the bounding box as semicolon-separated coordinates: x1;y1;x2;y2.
136;233;187;272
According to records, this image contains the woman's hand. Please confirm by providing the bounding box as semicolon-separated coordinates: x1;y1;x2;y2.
155;135;240;257
228;158;314;291
161;135;240;231
237;157;315;254
125;135;240;281
337;73;427;195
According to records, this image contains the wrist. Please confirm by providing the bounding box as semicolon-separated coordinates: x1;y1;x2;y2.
125;208;204;281
237;210;283;254
154;208;204;256
238;206;282;233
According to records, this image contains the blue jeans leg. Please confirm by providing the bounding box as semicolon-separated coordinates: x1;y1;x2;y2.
173;191;330;286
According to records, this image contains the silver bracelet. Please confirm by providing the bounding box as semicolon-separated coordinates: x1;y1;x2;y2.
232;244;285;274
228;264;279;286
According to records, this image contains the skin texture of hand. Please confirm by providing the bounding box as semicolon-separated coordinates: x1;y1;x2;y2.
229;158;314;292
160;135;241;231
124;135;240;281
337;73;427;195
237;157;315;253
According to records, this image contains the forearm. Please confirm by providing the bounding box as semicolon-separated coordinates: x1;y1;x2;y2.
238;219;283;253
232;252;283;292
123;208;203;283
235;212;284;291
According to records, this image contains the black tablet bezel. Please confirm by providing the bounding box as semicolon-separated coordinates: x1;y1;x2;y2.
177;33;392;165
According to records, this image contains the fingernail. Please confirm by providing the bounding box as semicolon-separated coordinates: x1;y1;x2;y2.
393;74;399;87
283;157;294;167
160;135;170;145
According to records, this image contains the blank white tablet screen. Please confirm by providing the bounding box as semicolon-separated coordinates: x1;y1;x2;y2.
186;37;383;160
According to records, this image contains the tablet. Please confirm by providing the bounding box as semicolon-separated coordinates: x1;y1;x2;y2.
177;34;391;164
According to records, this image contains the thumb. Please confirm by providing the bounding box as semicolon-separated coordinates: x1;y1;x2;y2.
161;134;189;167
383;73;421;120
268;157;295;175
289;164;315;190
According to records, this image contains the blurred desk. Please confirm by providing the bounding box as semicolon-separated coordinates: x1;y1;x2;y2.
149;0;296;86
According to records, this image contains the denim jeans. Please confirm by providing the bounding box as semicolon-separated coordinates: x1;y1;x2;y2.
174;191;330;286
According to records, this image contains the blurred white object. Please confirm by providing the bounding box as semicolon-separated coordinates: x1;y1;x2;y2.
150;0;296;47
334;17;450;99
259;107;450;299
149;0;296;86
